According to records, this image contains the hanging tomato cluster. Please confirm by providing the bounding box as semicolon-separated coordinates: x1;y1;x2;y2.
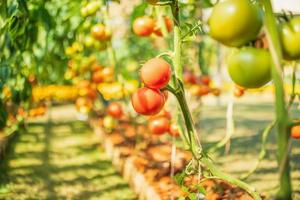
208;0;271;90
148;109;180;137
133;16;172;37
131;58;171;116
209;0;300;91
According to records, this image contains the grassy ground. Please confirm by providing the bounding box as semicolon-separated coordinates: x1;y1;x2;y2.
0;106;136;200
199;94;300;199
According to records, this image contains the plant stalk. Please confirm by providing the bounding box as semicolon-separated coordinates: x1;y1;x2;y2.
260;0;292;199
168;1;262;199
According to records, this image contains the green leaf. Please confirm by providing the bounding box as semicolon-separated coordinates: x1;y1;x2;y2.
173;171;187;186
200;0;214;8
38;6;55;31
188;192;198;200
194;184;207;195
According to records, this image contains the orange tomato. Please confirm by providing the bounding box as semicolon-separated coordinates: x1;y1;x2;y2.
291;125;300;139
148;117;170;135
169;123;180;137
133;16;155;37
141;58;171;89
107;102;123;119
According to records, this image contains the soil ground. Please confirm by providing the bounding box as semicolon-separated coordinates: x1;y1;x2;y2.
0;105;137;200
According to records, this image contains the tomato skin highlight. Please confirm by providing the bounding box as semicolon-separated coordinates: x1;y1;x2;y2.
148;117;170;135
141;58;171;89
208;0;262;47
107;102;123;119
131;87;165;115
280;16;300;60
291;125;300;139
227;47;271;89
133;16;155;37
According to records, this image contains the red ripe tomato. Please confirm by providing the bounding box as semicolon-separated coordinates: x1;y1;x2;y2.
183;71;197;84
92;63;103;72
291;125;300;139
133;16;155;37
107;102;123;119
141;58;171;89
199;75;211;86
87;88;97;100
91;24;106;40
131;87;165;115
234;87;244;97
92;70;103;83
154;16;173;37
169;123;180;137
148;117;170;135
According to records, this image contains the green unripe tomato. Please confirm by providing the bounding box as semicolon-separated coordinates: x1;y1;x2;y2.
80;7;88;17
86;2;100;16
227;47;271;88
84;36;95;48
280;16;300;60
208;0;263;47
103;116;117;130
94;41;107;51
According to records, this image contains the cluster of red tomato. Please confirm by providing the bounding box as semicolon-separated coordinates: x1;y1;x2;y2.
208;0;300;90
129;57;181;136
147;109;180;137
133;16;172;37
131;58;170;115
183;71;221;97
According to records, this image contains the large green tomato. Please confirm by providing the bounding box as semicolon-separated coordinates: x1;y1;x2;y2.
208;0;262;47
227;48;271;88
280;17;300;60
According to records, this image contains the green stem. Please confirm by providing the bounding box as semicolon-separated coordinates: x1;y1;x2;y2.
168;1;262;199
172;1;182;82
201;158;262;200
260;0;292;199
